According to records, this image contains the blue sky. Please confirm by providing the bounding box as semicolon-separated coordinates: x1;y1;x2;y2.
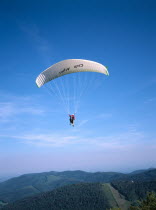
0;0;156;176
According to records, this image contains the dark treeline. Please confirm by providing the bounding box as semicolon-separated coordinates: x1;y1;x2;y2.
129;192;156;210
1;183;116;210
111;180;156;202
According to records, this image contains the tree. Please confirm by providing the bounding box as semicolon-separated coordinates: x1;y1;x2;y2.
129;192;156;210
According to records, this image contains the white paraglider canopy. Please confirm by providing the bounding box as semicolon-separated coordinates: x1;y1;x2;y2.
36;59;109;114
36;59;109;88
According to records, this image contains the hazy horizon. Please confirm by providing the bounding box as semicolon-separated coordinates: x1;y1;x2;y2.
0;167;155;178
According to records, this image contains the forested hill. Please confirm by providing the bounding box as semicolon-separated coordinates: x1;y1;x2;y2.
111;169;156;202
0;170;125;203
112;180;156;203
1;180;156;210
0;169;155;204
1;183;130;210
118;168;156;182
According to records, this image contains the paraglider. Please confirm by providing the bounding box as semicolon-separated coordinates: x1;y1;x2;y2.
36;59;109;126
69;114;75;126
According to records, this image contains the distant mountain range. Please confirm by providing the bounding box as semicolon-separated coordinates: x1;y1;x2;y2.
0;168;155;209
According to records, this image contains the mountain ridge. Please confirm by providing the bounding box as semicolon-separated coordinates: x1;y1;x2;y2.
0;168;155;203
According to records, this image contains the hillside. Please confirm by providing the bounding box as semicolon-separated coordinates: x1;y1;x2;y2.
1;183;130;210
111;169;156;203
0;170;125;203
111;180;156;202
0;177;13;183
0;169;155;204
120;168;156;182
129;168;155;175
